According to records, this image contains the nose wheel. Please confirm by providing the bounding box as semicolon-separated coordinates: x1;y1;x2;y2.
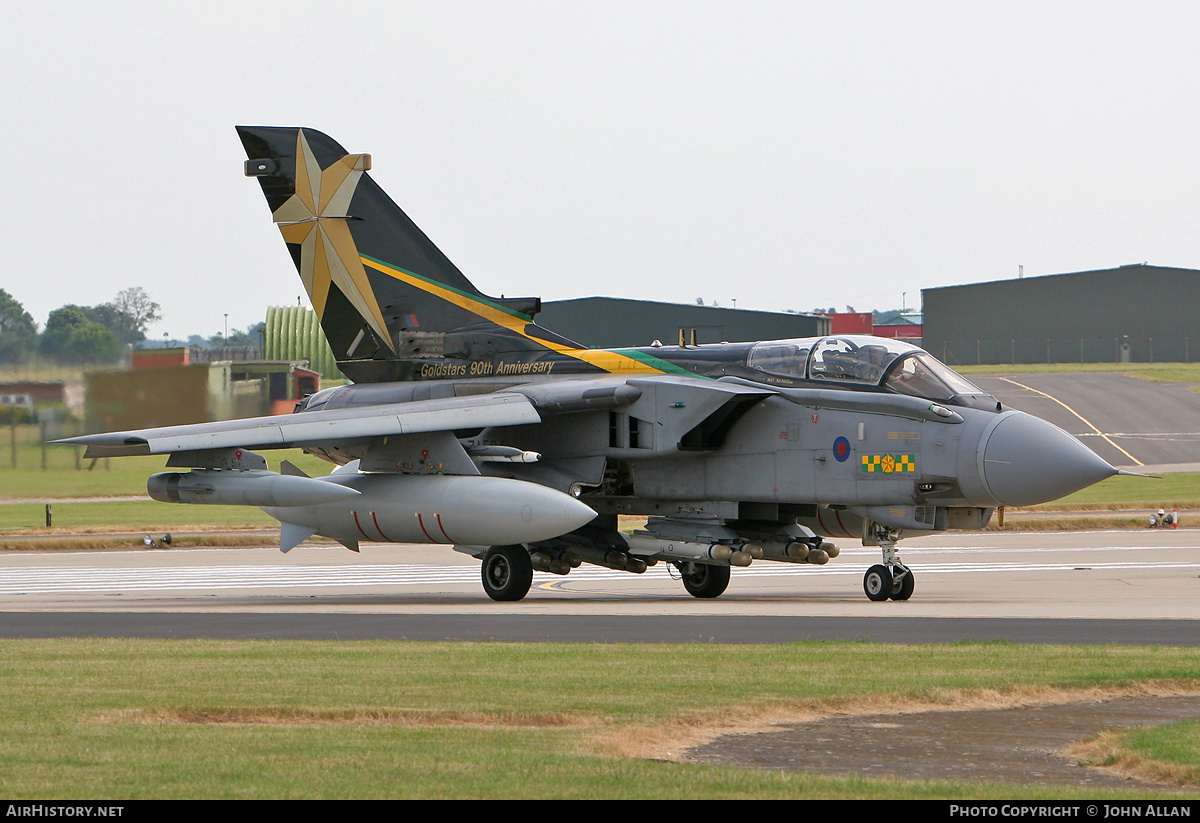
863;563;915;601
863;564;892;601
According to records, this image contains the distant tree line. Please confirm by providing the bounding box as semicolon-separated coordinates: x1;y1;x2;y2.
0;287;161;365
0;287;273;368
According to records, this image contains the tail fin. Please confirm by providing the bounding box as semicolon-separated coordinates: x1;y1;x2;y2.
237;126;580;381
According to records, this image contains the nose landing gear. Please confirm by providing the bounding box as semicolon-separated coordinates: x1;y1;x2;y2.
862;527;915;602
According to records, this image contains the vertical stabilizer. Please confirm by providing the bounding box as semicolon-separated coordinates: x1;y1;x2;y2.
238;126;581;381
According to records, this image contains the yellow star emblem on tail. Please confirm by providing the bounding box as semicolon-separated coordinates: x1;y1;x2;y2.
271;131;394;353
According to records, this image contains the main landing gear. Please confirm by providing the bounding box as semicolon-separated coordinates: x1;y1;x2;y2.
482;544;534;602
862;527;915;602
671;561;731;599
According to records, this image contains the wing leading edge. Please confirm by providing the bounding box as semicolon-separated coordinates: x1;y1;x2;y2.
56;392;541;458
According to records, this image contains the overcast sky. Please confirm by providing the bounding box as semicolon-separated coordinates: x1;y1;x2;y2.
2;1;1197;340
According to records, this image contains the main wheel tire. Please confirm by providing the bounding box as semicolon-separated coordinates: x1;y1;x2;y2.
481;545;533;602
863;564;893;602
676;562;731;599
890;567;915;601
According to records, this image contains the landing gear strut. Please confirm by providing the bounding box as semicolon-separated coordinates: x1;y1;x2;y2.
862;527;915;602
889;564;915;601
482;544;533;602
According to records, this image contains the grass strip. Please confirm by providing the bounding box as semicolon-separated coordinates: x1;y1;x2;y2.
0;500;279;532
0;435;335;499
1;639;1198;799
1026;473;1200;511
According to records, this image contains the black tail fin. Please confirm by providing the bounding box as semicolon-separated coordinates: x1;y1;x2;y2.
237;126;581;381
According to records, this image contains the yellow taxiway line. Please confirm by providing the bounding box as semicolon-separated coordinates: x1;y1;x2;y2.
995;377;1143;467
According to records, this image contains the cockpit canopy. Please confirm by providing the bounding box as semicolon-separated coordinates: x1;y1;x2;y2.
746;335;992;406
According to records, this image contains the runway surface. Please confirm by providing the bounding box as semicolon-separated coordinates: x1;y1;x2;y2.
3;528;1199;643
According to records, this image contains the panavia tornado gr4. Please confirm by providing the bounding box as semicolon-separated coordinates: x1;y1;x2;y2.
61;127;1123;603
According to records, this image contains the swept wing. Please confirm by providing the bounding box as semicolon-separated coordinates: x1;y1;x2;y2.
56;392;540;458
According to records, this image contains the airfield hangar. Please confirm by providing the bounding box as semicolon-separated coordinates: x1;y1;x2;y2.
537;297;829;348
921;264;1200;366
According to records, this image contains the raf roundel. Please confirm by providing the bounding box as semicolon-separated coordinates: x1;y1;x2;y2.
833;436;851;462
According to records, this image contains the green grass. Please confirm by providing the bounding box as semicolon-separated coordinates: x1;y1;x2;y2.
0;500;279;532
0;429;340;532
0;425;336;498
1070;720;1200;787
1124;721;1200;770
0;452;168;497
1028;472;1200;511
0;425;337;533
0;639;1197;799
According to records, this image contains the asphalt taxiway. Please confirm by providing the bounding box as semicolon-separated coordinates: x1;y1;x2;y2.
971;372;1200;467
2;528;1198;643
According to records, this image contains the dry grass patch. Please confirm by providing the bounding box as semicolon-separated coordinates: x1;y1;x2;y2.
99;706;602;729
594;683;1200;763
1064;730;1200;788
986;515;1150;531
0;532;286;551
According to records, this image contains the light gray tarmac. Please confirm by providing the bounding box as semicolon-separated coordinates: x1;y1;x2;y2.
971;372;1200;467
2;528;1199;643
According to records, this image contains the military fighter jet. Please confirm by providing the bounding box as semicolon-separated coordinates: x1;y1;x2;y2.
60;127;1121;603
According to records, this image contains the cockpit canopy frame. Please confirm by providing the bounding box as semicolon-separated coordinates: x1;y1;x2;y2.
746;335;990;404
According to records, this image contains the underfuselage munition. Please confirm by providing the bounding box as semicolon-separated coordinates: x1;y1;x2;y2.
60;127;1122;602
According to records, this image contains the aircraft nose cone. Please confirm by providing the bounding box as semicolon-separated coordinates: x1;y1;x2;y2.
981;412;1117;507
